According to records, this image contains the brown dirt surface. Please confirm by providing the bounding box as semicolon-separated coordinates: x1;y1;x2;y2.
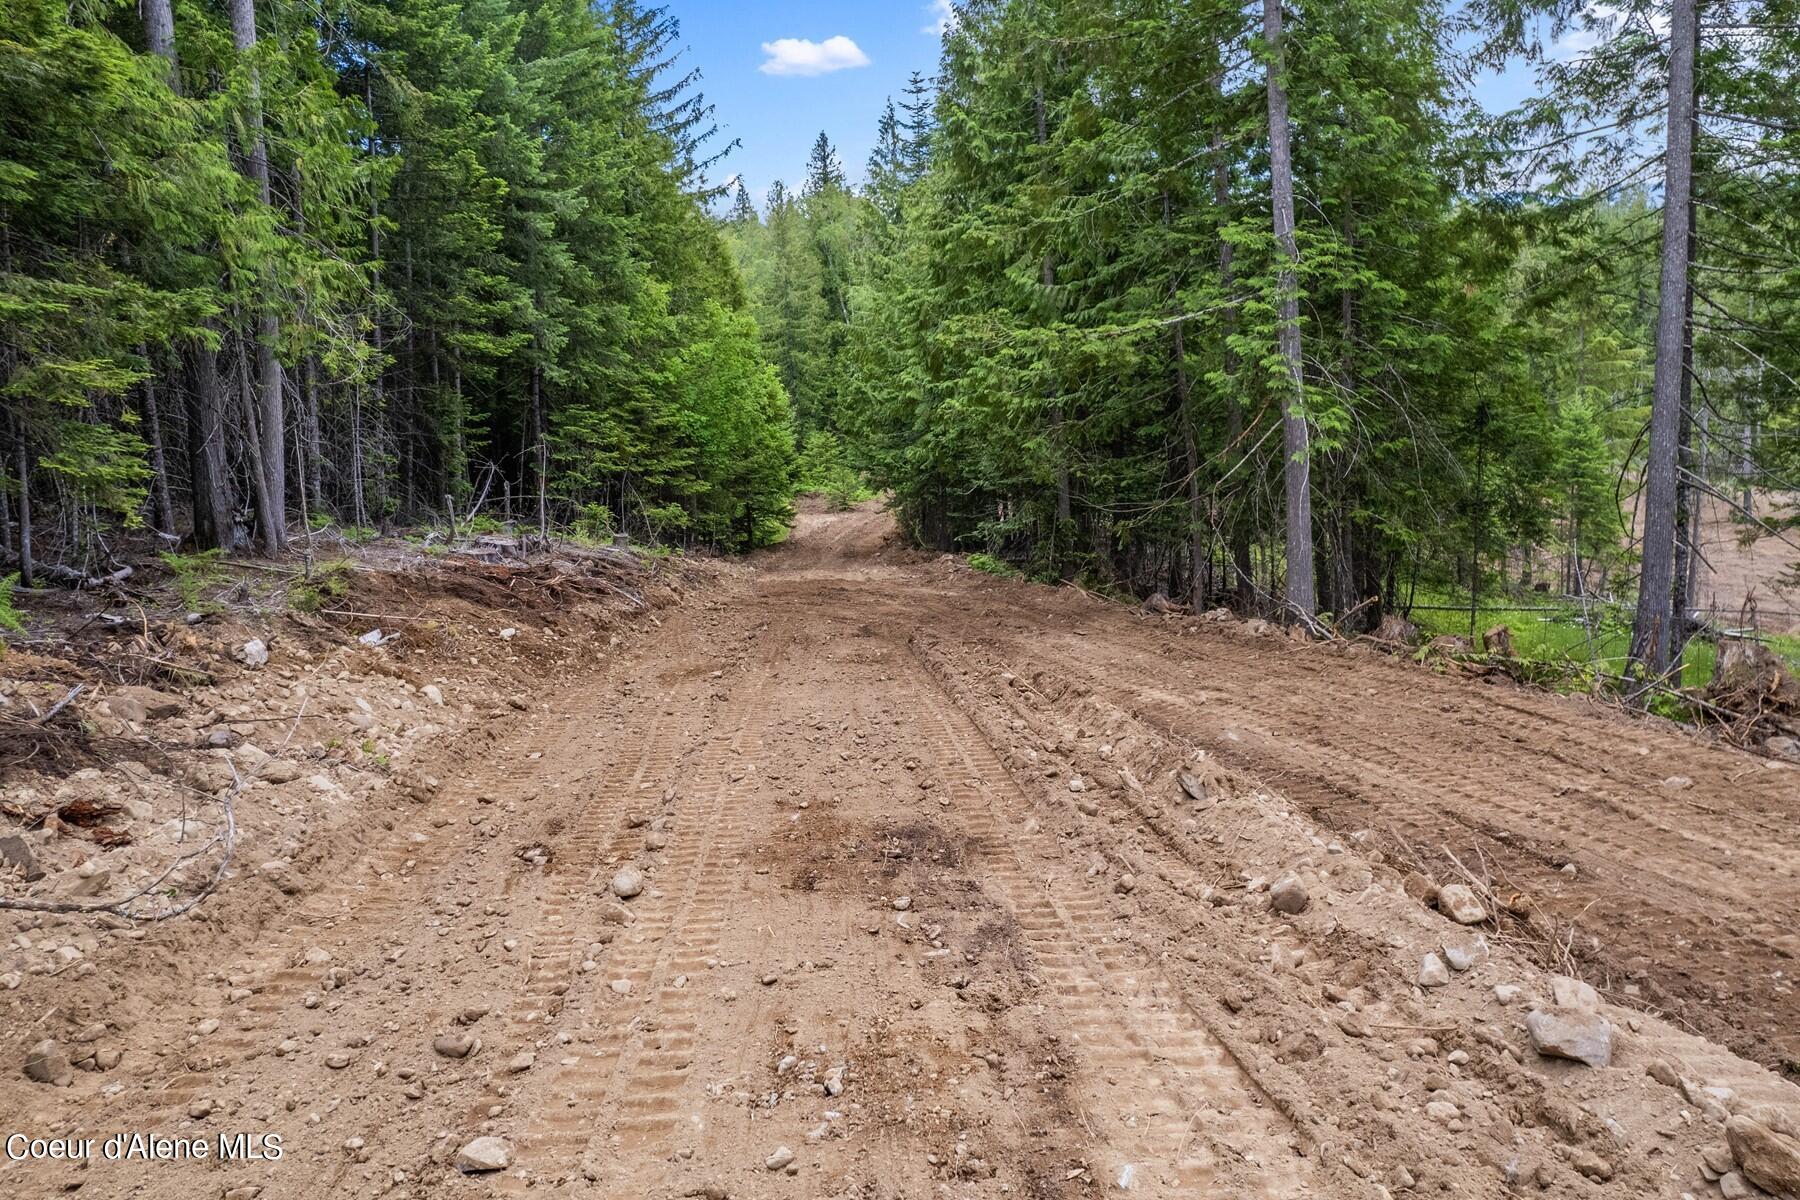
3;499;1798;1200
1685;491;1800;632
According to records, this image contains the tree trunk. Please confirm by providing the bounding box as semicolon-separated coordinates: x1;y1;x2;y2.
304;355;323;516
140;347;176;534
143;0;179;87
1264;0;1315;620
533;364;548;538
230;0;286;551
185;342;236;551
11;417;32;588
1033;83;1072;559
234;333;279;551
1213;74;1252;611
1629;0;1697;678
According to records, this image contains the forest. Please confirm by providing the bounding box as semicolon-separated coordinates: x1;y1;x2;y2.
5;0;1800;685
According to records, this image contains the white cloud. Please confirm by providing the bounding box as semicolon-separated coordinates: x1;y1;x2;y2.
758;36;871;77
1551;3;1666;61
922;0;958;36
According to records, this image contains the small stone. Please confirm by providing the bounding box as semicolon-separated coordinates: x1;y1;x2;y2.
23;1040;73;1087
188;1098;216;1119
237;639;269;667
1068;776;1086;793
1417;953;1450;987
325;1052;352;1069
506;1051;535;1074
1114;873;1137;895
455;1136;513;1173
1436;883;1487;924
893;895;912;911
1526;1008;1613;1067
433;1033;476;1059
1425;1100;1459;1124
1442;933;1489;972
611;866;645;899
611;979;633;995
1493;983;1522;1005
1269;875;1309;915
1400;871;1438;906
1720;1170;1752;1198
1570;1149;1613;1181
766;1145;795;1171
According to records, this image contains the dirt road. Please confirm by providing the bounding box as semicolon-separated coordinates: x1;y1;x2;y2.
5;502;1798;1199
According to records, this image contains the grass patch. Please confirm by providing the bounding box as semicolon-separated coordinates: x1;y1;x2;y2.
290;558;354;614
1405;589;1800;690
159;549;228;613
967;552;1021;579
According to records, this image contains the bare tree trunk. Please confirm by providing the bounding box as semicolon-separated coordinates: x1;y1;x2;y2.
140;347;176;534
1161;191;1207;608
234;333;278;551
230;0;286;551
11;417;32;588
1629;0;1697;678
1214;108;1253;612
1033;83;1072;560
350;383;368;529
0;444;12;553
143;0;178;85
186;342;236;550
304;355;323;516
1264;0;1315;620
533;364;548;538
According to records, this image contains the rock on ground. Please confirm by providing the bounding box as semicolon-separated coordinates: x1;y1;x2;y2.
23;1040;73;1087
1269;875;1309;915
1526;1007;1613;1067
456;1136;513;1173
1436;882;1487;924
1727;1114;1800;1199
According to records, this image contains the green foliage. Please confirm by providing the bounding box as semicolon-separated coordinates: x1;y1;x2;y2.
2;0;796;565
794;431;867;510
966;553;1021;579
158;549;227;612
289;559;353;614
0;574;25;635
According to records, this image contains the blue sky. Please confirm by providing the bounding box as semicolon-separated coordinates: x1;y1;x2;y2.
661;0;1555;213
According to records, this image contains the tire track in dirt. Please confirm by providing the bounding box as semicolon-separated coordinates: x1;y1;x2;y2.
492;623;792;1190
886;659;1314;1197
460;683;705;1136
972;624;1799;1064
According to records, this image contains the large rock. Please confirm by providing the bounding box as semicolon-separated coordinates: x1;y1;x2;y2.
1549;974;1600;1012
24;1039;73;1086
1436;883;1487;925
455;1136;513;1173
0;835;44;882
1526;1007;1613;1067
1727;1114;1800;1199
106;685;184;725
1269;875;1309;915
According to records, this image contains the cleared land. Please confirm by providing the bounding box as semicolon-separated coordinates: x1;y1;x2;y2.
2;501;1797;1199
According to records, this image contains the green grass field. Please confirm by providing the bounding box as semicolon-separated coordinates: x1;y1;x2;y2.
1403;590;1800;689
